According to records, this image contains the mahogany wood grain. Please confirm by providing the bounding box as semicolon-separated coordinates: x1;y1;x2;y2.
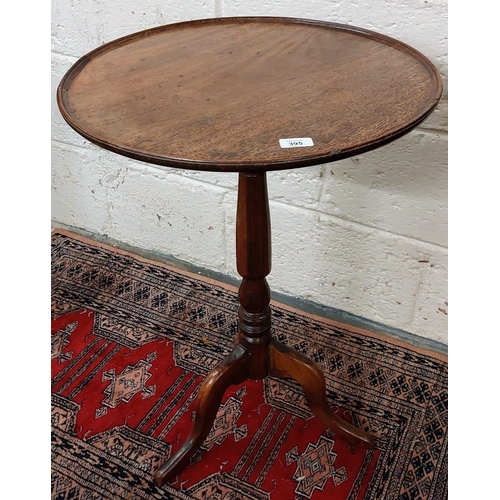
57;17;442;172
269;340;374;449
153;172;374;486
153;344;250;485
236;173;272;380
56;16;442;487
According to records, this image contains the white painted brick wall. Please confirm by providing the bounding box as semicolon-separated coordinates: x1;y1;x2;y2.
51;0;448;344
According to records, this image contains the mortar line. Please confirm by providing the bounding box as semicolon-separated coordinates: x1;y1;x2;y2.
215;0;223;17
407;265;428;332
52;133;447;251
268;198;448;252
51;222;448;355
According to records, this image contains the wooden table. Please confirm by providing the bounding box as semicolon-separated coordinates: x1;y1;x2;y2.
57;16;442;486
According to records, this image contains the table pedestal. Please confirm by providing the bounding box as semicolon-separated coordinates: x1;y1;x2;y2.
153;172;374;486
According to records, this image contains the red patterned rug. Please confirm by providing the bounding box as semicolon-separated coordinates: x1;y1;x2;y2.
51;230;447;499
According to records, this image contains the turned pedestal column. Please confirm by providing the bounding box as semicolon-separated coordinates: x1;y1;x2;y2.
153;173;374;485
57;16;442;488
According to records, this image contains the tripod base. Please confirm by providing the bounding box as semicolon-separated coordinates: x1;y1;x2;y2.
153;338;374;486
154;172;374;486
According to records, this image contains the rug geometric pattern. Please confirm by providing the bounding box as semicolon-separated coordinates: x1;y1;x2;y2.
51;230;447;499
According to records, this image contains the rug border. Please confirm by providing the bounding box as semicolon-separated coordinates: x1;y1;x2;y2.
51;228;447;363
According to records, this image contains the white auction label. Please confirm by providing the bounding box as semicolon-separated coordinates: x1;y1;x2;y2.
279;137;314;148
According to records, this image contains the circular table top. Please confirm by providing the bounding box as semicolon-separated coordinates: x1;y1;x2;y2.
57;17;442;172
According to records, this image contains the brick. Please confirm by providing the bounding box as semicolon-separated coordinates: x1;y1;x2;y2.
52;141;117;232
225;199;447;338
317;130;447;247
52;0;217;58
410;251;448;344
268;165;324;207
52;1;448;343
104;162;229;272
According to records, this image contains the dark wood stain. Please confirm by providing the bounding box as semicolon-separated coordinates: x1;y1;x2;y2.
56;17;442;485
57;16;442;172
153;172;375;485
